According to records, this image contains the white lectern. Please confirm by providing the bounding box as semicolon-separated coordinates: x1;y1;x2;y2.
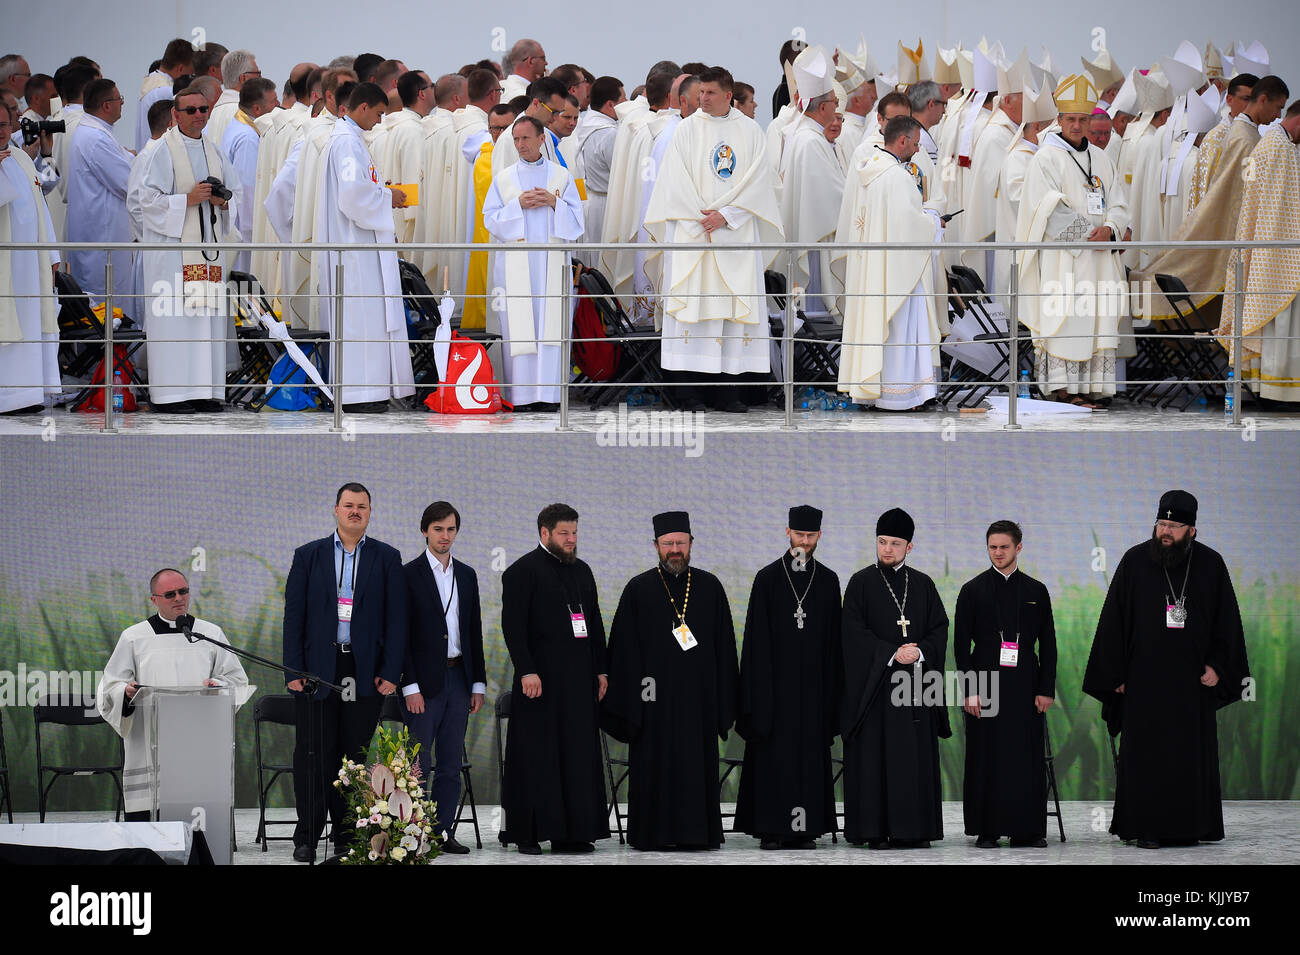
135;685;236;865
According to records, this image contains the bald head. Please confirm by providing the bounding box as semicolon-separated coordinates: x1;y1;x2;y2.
436;73;467;109
509;38;546;82
192;75;221;107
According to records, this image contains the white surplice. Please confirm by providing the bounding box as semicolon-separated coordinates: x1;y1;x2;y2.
482;156;583;404
66;114;134;307
138;128;242;405
314;117;415;405
779;113;846;317
221;113;261;274
96;615;250;814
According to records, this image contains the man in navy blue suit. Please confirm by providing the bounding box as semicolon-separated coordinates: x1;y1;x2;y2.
283;482;408;863
400;501;486;855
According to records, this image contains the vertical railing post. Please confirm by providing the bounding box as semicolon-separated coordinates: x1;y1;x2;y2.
1004;264;1022;431
330;258;345;432
101;260;117;433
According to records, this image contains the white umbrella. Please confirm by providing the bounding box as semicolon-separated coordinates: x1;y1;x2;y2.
234;289;335;403
433;267;453;383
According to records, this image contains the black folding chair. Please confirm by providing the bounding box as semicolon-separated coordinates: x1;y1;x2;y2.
1145;274;1228;409
602;731;630;844
33;694;125;822
576;264;672;409
765;269;841;392
54;271;147;411
253;694;298;851
494;690;511;845
1045;720;1065;843
942;266;1035;407
226;271;330;411
0;710;13;824
718;753;743;826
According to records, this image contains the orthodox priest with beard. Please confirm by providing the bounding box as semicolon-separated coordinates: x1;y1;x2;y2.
1083;490;1250;849
734;505;842;850
840;508;951;849
499;503;610;855
602;511;740;850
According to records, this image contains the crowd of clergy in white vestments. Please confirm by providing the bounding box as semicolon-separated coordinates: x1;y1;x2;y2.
1;34;1298;416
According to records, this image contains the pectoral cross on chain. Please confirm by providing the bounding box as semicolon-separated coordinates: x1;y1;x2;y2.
793;606;807;630
897;615;911;639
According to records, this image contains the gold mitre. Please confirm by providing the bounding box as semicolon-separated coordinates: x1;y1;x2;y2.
1054;72;1099;114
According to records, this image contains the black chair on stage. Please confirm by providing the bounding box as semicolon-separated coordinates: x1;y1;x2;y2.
494;690;511;845
0;710;13;823
33;694;125;822
54;271;147;412
601;731;631;844
718;753;744;828
378;693;481;848
253;694;298;852
225;271;330;411
574;262;671;409
764;269;841;391
941;265;1035;407
1140;274;1228;410
1045;721;1066;843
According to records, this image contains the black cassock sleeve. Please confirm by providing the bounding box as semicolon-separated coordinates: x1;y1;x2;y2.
1205;552;1249;710
952;580;976;699
822;576;843;746
585;567;608;679
1036;583;1058;699
500;558;538;677
736;570;773;742
714;580;740;741
1082;555;1132;736
840;573;895;740
600;580;643;743
920;577;952;739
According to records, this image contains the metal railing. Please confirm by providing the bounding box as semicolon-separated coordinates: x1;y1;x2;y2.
2;237;1297;434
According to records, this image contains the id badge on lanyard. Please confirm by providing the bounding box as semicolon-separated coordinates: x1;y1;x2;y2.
999;639;1019;667
569;603;588;638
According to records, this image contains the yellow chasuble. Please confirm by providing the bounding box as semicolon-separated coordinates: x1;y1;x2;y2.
461;141;494;330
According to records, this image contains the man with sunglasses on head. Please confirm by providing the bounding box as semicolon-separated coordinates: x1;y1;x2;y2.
136;83;243;413
97;568;249;820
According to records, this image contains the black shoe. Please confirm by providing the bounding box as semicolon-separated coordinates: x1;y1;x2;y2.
1010;836;1047;848
440;836;471;855
867;839;890;850
188;399;224;412
759;838;781;850
976;837;1000;848
551;841;595;853
342;400;389;414
292;844;316;863
1136;839;1160;849
151;400;195;414
890;839;931;849
518;841;542;855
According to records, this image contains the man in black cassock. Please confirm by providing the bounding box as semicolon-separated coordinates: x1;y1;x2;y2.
840;507;951;848
602;511;740;850
1083;490;1250;849
500;502;611;855
735;505;842;849
954;520;1057;848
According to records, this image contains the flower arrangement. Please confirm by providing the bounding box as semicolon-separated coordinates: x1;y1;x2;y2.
335;725;441;864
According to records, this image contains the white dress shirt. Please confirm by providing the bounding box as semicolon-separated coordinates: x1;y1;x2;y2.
403;551;486;697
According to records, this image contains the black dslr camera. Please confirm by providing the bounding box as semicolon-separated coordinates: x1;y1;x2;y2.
201;176;233;201
19;117;65;141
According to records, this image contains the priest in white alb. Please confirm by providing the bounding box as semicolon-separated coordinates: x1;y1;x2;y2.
482;116;582;410
964;50;1030;292
1016;74;1129;407
250;85;313;306
833;49;876;171
314;82;415;413
137;85;243;413
779;46;847;320
836;115;943;410
377;70;434;243
96;568;250;819
221;77;277;275
1218;102;1300;403
643;67;783;413
993;81;1057;296
65;79;133;307
1161;88;1221;240
1122;68;1174;271
0;99;60;415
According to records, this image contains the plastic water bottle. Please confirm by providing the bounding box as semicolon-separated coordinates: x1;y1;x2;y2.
1224;371;1234;420
1018;369;1032;399
112;389;124;413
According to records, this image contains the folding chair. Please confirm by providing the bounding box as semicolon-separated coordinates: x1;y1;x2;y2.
54;271;147;411
718;753;743;827
944;266;1035;407
1045;720;1066;843
601;731;630;845
0;710;13;823
577;265;672;409
494;690;511;845
831;752;845;844
33;694;125;822
253;694;297;851
1146;274;1228;409
378;693;480;846
764;270;841;393
226;271;330;411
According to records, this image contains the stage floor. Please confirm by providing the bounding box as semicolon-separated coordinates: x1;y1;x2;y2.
20;802;1299;865
2;401;1299;437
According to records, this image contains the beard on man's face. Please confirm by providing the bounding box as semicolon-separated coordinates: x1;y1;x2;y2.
660;553;689;575
545;540;577;564
1148;528;1193;567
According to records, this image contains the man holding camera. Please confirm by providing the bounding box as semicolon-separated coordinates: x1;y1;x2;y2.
136;83;243;413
